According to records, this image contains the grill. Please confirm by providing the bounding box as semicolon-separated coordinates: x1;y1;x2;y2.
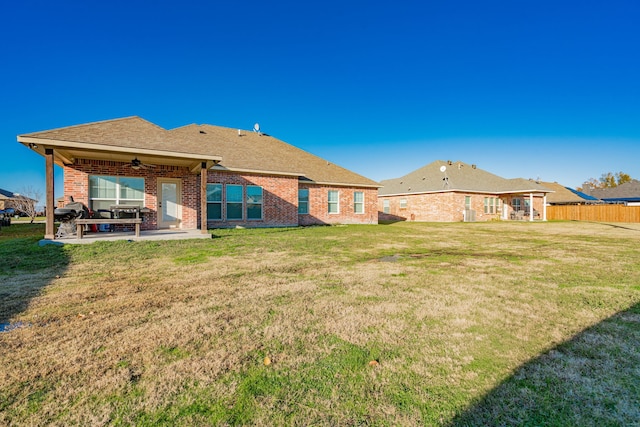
54;201;89;238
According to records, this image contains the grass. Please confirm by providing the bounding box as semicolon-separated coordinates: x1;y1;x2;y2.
0;221;639;426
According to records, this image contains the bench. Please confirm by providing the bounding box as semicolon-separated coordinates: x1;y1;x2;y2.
74;218;142;239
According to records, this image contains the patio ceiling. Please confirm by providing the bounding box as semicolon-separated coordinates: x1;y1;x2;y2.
18;136;222;173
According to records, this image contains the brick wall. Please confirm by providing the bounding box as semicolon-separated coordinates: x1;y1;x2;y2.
300;184;378;225
206;172;299;228
378;192;546;222
63;160;198;231
63;160;379;230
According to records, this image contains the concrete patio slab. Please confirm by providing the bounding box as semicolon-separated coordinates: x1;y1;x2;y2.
40;229;213;245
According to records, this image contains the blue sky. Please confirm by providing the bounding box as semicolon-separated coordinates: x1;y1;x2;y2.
1;0;639;201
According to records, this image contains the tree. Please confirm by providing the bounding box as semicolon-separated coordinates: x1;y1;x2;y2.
11;186;42;224
579;171;635;191
615;172;632;186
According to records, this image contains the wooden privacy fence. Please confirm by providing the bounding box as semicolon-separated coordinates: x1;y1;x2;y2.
547;205;640;222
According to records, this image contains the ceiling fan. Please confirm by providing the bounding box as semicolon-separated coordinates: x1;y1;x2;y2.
126;157;156;170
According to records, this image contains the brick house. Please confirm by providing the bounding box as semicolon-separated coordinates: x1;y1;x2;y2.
378;160;553;222
18;117;379;239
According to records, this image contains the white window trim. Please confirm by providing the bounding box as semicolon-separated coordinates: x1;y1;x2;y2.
89;175;145;210
328;190;340;214
354;191;365;214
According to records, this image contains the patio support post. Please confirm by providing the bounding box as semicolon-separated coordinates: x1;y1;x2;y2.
543;194;547;221
529;192;534;222
200;162;207;234
45;148;55;239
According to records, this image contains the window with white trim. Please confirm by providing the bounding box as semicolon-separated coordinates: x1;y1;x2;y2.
206;183;222;220
298;189;309;214
328;190;339;214
354;191;364;214
484;197;499;214
226;184;243;220
89;175;144;211
383;199;390;214
400;198;407;209
246;185;263;220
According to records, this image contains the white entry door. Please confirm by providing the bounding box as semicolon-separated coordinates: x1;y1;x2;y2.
158;178;182;228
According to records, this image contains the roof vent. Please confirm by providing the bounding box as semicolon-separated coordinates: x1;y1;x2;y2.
458;163;463;169
472;164;477;169
199;130;206;134
447;160;453;165
238;129;243;137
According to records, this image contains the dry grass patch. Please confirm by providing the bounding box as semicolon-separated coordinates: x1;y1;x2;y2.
1;221;639;425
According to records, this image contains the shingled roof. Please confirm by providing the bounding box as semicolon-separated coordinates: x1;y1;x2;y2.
541;181;600;204
585;179;640;202
379;160;553;196
19;117;379;187
168;123;379;187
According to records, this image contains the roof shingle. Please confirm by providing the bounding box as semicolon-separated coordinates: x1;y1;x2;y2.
379;160;552;196
21;117;379;187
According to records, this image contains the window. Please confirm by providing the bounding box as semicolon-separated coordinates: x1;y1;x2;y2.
484;197;497;214
383;199;390;214
206;183;222;220
89;175;144;211
328;190;339;214
226;185;243;220
513;198;522;211
246;185;263;220
465;196;471;210
298;189;309;214
354;191;364;214
400;198;407;209
484;197;499;214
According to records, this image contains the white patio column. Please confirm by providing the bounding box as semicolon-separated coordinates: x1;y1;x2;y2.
529;192;534;222
543;194;547;221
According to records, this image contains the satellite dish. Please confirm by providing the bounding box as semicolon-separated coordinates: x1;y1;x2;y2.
253;123;260;132
440;165;447;172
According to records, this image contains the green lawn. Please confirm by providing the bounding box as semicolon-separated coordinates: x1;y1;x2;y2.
1;221;639;426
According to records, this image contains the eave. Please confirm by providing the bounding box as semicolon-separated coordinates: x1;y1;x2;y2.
18;136;222;173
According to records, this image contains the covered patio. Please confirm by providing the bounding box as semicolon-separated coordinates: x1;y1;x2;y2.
17;118;222;241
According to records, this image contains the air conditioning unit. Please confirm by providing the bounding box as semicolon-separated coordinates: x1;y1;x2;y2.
464;209;476;222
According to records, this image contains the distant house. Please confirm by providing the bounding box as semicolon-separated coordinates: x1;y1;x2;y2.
378;160;553;222
582;179;640;206
541;181;601;205
0;188;37;214
18;117;379;239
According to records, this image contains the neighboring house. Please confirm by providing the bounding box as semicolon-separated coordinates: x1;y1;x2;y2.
541;181;601;205
18;117;379;239
378;160;553;222
582;179;640;206
0;188;36;214
0;188;16;211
